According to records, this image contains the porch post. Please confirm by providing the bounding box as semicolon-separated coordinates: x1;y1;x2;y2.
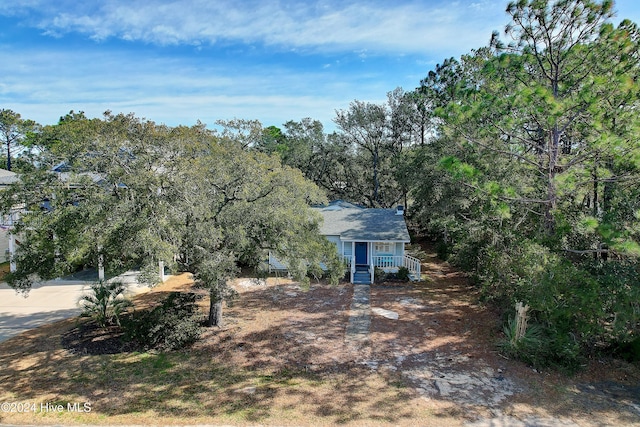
98;254;105;281
350;241;355;283
369;242;374;284
8;232;16;273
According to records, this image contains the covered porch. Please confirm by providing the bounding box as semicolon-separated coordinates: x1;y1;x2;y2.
340;240;421;284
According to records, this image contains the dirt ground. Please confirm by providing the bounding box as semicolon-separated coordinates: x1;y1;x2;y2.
1;246;639;426
201;249;640;426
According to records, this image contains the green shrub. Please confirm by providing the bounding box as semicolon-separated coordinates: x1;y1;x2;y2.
397;266;410;281
614;337;640;362
584;260;640;346
124;292;203;351
500;314;545;366
435;241;450;260
499;303;583;372
324;257;347;286
415;228;639;370
405;243;428;261
79;281;133;328
475;241;608;370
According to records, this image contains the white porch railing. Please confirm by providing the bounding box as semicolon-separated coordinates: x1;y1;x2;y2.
342;254;421;282
340;254;352;268
340;255;356;283
371;255;402;269
403;255;421;279
0;209;23;227
371;255;421;280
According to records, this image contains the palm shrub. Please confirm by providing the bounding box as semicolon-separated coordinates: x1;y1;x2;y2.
79;280;133;328
500;302;545;367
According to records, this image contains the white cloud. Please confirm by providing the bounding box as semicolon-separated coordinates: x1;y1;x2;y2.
3;0;507;56
0;42;363;128
4;0;640;56
4;0;639;132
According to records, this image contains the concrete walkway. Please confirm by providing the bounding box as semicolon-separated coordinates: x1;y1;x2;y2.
0;270;150;343
345;283;370;345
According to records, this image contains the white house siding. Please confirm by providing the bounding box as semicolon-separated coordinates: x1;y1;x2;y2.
342;241;353;258
325;235;341;252
0;229;9;262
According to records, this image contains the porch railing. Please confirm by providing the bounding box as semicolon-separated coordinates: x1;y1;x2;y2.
342;254;421;282
0;210;24;227
340;254;352;268
371;255;421;280
371;255;401;269
402;255;421;279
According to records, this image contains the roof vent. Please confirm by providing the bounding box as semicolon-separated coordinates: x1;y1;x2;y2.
395;205;404;216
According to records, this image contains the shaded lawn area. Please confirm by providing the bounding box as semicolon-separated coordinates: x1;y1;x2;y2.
0;274;459;426
1;256;639;426
0;261;10;282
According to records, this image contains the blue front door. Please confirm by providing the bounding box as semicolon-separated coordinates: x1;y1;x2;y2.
355;242;368;265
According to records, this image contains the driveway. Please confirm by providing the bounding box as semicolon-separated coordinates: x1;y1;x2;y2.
0;271;151;343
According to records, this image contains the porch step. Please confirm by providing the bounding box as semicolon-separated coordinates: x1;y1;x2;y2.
353;271;371;284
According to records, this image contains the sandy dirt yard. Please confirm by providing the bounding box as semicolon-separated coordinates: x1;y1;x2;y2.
194;248;640;426
0;246;639;426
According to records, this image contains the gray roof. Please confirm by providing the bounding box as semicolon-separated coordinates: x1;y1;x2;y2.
315;204;410;242
0;168;18;185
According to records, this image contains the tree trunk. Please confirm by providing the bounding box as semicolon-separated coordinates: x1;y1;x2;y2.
544;128;560;234
208;292;223;327
592;164;599;260
372;151;379;206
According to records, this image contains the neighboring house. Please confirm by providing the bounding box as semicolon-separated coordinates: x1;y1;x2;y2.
0;168;20;271
0;164;149;280
0;168;19;189
0;165;109;274
269;200;421;284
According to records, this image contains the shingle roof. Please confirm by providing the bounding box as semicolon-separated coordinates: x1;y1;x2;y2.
0;168;18;185
314;204;410;242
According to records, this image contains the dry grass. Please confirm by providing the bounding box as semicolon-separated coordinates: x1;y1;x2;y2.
0;274;454;426
1;254;639;426
0;261;10;282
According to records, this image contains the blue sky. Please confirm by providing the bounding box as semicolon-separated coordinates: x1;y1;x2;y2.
2;0;640;132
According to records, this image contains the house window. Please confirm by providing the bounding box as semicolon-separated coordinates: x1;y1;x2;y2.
374;242;392;254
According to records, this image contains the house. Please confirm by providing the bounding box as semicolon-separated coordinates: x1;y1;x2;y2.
0;168;20;271
0;168;19;189
269;200;421;284
0;165;112;275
